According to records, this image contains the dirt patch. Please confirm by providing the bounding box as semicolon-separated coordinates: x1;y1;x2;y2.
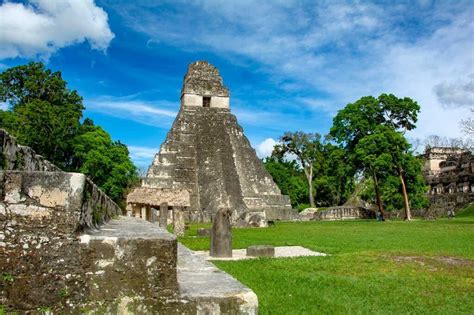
391;255;474;269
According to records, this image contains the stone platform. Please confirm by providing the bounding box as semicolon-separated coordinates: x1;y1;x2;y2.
81;217;258;314
195;246;328;261
178;244;258;313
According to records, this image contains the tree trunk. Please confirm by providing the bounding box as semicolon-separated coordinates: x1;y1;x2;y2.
306;166;315;208
303;164;315;208
372;172;386;218
399;169;412;221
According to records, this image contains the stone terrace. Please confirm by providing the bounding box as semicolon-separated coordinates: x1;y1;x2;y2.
0;129;257;314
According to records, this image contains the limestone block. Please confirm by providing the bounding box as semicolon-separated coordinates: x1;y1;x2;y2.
246;245;275;257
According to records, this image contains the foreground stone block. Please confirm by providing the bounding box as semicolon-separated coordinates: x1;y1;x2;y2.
80;217;179;312
0;171;122;312
246;245;275;257
178;244;258;314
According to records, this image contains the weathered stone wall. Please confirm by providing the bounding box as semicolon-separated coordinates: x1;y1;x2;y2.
424;150;474;215
0;171;123;312
181;61;229;97
0;129;60;172
313;206;376;221
421;193;474;217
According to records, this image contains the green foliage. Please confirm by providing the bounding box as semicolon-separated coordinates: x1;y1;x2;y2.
354;126;428;211
0;62;83;169
265;135;354;208
273;132;324;207
0;63;138;205
1;273;14;284
264;157;308;208
57;287;70;298
36;306;51;314
331;94;422;213
457;203;474;218
73;120;138;204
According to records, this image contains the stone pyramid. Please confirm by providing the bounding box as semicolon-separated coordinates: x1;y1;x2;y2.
140;61;293;222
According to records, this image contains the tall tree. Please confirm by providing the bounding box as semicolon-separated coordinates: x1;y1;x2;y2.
272;132;324;208
0;63;138;205
355;126;414;220
330;94;420;217
73;119;138;205
0;62;83;168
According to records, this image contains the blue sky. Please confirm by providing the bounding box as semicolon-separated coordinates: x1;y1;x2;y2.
0;0;473;169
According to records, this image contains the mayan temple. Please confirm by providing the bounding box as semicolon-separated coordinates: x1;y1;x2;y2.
127;61;293;223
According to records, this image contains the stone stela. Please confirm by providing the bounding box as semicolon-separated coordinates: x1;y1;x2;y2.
210;208;233;258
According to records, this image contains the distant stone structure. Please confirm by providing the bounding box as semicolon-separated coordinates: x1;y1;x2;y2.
423;147;474;215
128;61;294;224
303;206;376;221
423;147;469;176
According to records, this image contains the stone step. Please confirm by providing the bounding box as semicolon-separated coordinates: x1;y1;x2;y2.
80;217;178;309
177;243;258;314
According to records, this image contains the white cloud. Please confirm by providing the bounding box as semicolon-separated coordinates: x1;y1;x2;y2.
128;145;159;167
0;0;114;59
256;138;276;158
85;97;177;127
112;1;474;139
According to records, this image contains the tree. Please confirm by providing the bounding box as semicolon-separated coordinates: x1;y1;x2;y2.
331;94;420;217
460;109;474;136
355;126;415;220
272;132;324;207
0;62;83;169
0;63;138;205
264;157;308;209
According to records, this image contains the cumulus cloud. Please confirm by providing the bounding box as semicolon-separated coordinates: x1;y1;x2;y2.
256;138;277;158
434;75;474;108
110;1;474;139
0;0;114;59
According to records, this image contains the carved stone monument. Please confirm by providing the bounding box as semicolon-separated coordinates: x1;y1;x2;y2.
159;202;169;229
173;206;185;237
210;208;233;258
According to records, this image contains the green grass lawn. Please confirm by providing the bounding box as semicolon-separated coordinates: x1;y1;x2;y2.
180;205;474;314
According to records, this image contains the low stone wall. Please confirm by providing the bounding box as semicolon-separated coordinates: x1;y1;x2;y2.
420;193;474;217
0;171;122;312
313;206;376;221
0;129;60;172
